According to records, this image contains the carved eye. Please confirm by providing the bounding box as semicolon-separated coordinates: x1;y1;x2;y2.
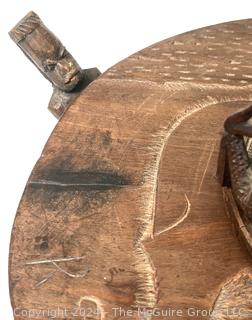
44;60;57;72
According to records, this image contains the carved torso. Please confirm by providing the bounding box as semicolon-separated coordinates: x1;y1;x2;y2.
225;134;252;220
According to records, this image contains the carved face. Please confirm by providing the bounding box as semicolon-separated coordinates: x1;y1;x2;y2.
19;25;82;91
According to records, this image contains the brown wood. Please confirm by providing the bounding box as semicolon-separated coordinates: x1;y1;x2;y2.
9;18;252;320
9;11;101;118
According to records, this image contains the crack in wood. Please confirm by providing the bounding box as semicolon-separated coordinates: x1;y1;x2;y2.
29;179;131;190
29;170;132;191
198;140;216;193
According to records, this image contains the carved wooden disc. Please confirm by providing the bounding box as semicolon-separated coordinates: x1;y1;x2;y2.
10;20;252;320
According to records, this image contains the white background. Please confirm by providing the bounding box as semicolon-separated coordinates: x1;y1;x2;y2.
0;0;251;317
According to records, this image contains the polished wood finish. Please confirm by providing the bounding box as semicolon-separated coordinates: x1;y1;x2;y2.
10;19;252;320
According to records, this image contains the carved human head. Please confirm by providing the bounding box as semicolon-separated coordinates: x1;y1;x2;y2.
9;12;82;92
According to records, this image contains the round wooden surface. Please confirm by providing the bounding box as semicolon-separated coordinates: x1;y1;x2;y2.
10;20;252;319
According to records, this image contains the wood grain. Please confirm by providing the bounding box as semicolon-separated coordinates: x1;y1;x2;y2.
10;19;252;320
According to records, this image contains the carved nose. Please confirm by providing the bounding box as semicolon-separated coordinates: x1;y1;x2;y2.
57;60;74;75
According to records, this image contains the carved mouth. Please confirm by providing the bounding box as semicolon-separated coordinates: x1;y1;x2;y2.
65;70;80;84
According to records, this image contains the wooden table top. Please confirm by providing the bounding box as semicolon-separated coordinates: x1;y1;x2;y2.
10;19;252;320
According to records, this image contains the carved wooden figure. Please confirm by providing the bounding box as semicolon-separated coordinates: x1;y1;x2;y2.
9;11;100;118
9;12;252;320
217;104;252;257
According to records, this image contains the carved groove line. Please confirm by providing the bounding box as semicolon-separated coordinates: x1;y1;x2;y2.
149;94;252;239
78;296;105;320
10;12;41;43
154;194;191;237
134;91;252;309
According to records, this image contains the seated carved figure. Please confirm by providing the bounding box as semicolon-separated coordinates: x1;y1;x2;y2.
218;103;252;224
217;103;252;260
